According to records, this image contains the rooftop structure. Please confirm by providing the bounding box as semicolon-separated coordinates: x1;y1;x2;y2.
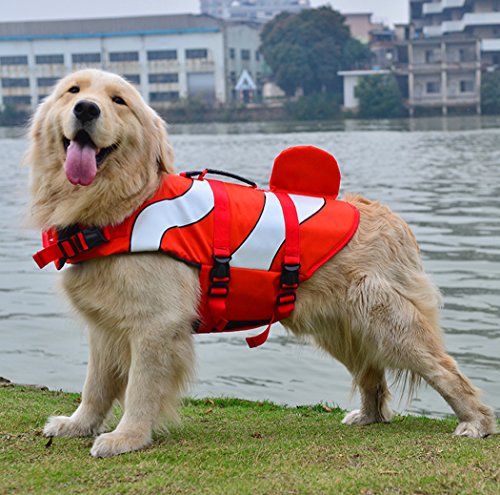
200;0;311;23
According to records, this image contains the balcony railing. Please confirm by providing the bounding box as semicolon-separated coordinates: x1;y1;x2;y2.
423;0;466;15
423;12;500;36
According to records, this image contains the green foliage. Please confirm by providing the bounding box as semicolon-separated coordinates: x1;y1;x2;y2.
355;74;406;118
285;93;340;121
343;38;373;70
481;70;500;114
0;104;28;126
166;98;211;122
260;7;372;96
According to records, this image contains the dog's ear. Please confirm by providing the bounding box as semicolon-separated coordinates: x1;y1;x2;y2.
153;115;175;174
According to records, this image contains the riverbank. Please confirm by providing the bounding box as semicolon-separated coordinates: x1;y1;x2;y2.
1;385;498;495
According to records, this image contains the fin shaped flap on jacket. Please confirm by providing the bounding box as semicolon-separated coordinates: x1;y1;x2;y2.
269;146;341;199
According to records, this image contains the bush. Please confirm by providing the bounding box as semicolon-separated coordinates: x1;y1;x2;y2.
355;74;405;118
285;93;340;121
0;105;29;126
481;70;500;114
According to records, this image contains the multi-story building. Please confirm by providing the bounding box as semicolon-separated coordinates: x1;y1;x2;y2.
397;0;500;115
200;0;310;23
0;14;264;111
343;13;396;69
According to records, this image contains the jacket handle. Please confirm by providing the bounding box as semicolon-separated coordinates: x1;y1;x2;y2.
181;168;258;188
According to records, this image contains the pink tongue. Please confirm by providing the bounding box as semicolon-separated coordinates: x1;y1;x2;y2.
64;141;97;186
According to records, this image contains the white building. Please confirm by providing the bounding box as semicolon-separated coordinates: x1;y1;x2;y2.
399;0;500;115
337;70;391;110
0;14;264;111
200;0;310;23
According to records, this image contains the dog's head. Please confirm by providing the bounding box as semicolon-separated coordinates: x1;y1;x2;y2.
27;69;174;228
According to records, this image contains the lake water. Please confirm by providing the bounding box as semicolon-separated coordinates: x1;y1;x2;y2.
1;116;499;418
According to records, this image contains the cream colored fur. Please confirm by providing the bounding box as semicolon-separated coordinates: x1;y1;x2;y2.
27;70;496;457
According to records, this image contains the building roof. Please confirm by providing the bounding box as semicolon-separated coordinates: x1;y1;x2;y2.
0;14;225;41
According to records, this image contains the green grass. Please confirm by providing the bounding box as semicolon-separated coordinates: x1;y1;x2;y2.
0;385;498;495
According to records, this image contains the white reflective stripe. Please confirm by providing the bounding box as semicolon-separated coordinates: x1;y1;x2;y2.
130;179;214;252
231;192;285;270
289;194;325;224
231;192;325;271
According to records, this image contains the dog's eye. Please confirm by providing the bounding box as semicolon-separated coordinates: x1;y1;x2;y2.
68;86;80;94
112;96;127;106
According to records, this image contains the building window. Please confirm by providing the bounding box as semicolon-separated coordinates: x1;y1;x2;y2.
37;77;59;87
425;50;434;64
109;52;139;62
241;49;251;61
38;95;48;102
35;54;64;65
1;78;30;88
460;80;474;93
426;81;440;94
147;50;177;61
458;48;475;63
186;49;208;59
72;53;101;63
3;95;31;105
149;91;179;102
230;71;237;84
229;48;235;59
0;55;28;65
148;73;179;84
123;74;141;84
256;51;261;61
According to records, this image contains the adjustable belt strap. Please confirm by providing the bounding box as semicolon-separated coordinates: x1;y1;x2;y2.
207;180;231;330
246;192;300;348
33;227;108;269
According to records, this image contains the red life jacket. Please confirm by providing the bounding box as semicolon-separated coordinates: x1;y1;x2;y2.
33;146;359;347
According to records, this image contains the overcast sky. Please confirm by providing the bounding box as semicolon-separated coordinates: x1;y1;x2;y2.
1;1;408;26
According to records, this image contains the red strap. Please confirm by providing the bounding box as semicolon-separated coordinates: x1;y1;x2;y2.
207;180;231;329
246;193;301;348
208;180;231;259
33;242;66;269
246;322;272;348
275;192;300;267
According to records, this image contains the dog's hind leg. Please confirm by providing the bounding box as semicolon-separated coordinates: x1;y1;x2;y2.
90;321;194;458
363;283;497;438
308;326;394;426
342;365;394;426
44;325;127;438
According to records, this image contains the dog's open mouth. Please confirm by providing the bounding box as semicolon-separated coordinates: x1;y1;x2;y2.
63;130;117;186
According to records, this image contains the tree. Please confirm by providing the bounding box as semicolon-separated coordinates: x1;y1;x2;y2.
355;75;405;118
481;71;500;114
260;7;372;97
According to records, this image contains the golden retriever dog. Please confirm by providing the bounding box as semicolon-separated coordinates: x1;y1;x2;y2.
26;69;496;457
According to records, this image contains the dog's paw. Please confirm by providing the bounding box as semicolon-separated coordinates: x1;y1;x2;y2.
342;409;375;426
43;415;98;438
454;420;496;439
90;431;151;458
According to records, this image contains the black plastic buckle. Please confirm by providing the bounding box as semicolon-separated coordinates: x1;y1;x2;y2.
209;256;231;298
81;227;108;250
280;264;300;289
58;237;78;259
210;256;231;283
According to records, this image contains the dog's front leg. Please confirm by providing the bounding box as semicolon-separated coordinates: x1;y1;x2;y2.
90;320;194;458
44;325;125;438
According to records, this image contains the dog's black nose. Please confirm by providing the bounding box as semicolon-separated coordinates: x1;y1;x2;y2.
73;100;101;123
